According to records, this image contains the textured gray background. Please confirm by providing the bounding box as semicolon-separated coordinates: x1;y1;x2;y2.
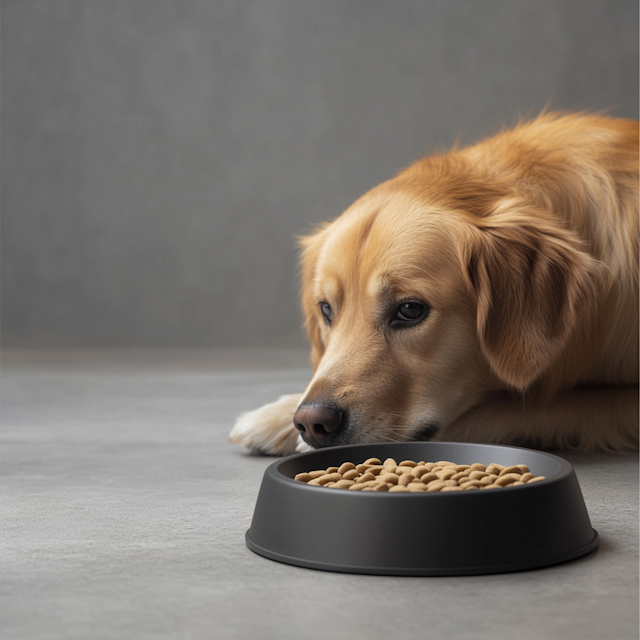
3;0;638;348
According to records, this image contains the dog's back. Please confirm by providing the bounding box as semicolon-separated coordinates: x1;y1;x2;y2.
466;113;638;278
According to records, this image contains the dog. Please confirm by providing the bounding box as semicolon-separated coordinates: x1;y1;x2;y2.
229;112;639;456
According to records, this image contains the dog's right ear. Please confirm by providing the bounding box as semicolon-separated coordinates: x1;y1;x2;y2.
299;224;331;372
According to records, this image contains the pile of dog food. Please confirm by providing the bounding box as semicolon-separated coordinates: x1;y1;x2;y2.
294;457;545;492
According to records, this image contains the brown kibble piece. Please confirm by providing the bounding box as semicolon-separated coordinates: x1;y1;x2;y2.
438;468;457;480
395;466;414;475
411;465;428;478
372;483;391;492
441;486;464;492
379;473;399;485
460;480;483;488
334;479;355;488
364;458;382;465
398;474;415;486
342;469;359;480
356;472;376;483
499;466;525;476
407;483;428;492
486;463;505;475
520;472;534;482
356;464;372;473
426;481;446;492
294;473;312;482
527;476;546;484
495;473;521;486
309;470;327;479
317;473;342;485
436;461;457;467
420;472;439;483
383;458;398;467
326;467;339;473
470;463;487;471
338;462;356;475
399;460;418;467
388;485;409;492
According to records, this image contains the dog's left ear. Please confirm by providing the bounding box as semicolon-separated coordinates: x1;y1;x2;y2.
462;206;601;390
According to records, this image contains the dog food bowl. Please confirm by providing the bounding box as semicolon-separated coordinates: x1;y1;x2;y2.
246;442;598;575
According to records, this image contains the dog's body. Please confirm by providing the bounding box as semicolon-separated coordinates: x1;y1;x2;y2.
230;113;639;456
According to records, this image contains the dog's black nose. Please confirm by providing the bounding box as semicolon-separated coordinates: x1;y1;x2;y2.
294;404;343;448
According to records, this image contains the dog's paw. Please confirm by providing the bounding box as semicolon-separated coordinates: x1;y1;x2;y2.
229;393;303;456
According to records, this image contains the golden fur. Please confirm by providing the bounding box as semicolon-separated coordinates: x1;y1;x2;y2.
230;113;639;455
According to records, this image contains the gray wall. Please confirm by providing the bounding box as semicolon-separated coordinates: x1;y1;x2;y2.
3;0;638;348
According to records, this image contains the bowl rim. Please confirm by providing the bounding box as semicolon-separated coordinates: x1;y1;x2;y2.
270;441;572;495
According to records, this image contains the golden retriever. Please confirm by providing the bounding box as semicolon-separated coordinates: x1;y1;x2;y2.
229;112;639;456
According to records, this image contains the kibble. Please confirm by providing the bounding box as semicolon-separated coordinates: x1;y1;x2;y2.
294;459;545;492
338;462;356;475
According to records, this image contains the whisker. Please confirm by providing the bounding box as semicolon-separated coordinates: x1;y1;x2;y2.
380;411;413;420
367;430;408;442
372;435;400;442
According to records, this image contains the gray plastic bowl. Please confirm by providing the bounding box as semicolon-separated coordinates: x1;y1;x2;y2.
246;442;598;575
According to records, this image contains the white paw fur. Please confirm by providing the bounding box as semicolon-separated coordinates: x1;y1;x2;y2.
229;393;303;456
296;435;311;453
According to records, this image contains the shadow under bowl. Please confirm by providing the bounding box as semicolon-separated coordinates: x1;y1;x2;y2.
246;442;598;576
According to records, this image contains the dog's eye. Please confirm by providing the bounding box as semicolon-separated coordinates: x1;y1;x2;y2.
320;302;332;326
393;301;429;326
398;302;424;320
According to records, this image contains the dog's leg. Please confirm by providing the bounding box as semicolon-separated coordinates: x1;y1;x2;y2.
229;393;310;456
444;386;639;452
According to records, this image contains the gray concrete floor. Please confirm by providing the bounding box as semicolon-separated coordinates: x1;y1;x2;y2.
2;349;638;640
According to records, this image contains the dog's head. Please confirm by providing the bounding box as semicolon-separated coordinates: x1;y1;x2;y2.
293;160;600;448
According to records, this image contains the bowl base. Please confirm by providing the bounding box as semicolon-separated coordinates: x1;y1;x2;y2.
246;529;599;576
